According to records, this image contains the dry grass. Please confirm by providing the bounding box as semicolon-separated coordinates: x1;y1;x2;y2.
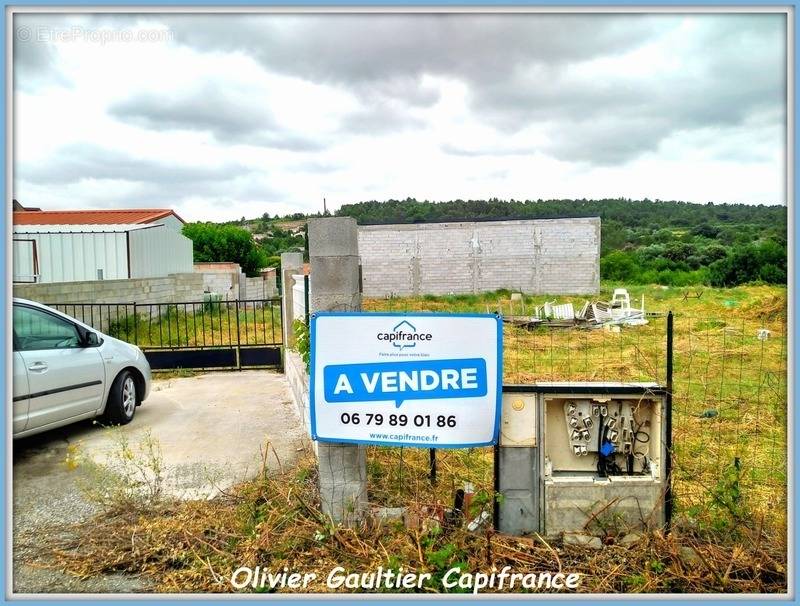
36;450;787;594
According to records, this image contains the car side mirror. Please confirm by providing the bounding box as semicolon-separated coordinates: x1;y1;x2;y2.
77;325;100;347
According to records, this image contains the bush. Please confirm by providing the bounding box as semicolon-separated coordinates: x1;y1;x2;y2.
600;251;639;282
759;263;786;284
699;244;728;264
692;223;721;239
183;222;268;277
708;240;787;287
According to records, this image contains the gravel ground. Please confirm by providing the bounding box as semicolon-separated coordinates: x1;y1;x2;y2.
12;422;153;593
12;370;305;594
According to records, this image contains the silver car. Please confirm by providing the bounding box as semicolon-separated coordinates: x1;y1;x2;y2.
12;298;151;438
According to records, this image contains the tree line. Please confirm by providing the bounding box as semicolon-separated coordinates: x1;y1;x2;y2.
182;213;306;276
336;198;787;287
182;198;787;286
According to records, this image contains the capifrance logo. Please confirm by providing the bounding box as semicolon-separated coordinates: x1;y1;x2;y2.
376;320;432;351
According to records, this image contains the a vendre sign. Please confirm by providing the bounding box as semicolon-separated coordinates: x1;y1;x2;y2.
309;312;502;448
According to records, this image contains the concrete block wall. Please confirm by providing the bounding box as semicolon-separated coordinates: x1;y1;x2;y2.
13;273;206;332
200;271;240;299
242;275;278;300
357;217;600;297
13;273;205;307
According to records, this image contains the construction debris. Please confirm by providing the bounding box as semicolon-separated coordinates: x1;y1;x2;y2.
544;301;575;320
501;288;655;330
583;301;612;323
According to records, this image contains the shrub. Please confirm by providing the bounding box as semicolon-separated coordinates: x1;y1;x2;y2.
183;222;268;277
293;319;310;371
709;240;787;287
600;251;639;282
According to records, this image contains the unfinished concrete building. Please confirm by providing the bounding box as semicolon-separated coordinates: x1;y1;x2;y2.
357;217;600;297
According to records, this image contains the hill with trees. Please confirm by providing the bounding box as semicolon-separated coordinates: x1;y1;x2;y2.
196;198;786;287
335;198;787;287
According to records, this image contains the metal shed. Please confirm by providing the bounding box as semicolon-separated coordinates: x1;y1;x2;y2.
12;223;194;284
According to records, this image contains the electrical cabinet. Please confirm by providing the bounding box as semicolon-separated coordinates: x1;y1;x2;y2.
498;382;668;537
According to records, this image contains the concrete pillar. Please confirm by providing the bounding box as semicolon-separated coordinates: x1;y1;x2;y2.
308;217;367;525
280;252;303;349
308;218;361;312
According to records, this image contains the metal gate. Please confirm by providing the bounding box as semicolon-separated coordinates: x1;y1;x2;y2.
50;298;283;371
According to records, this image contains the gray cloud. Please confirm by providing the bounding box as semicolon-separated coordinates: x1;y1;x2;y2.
14;144;284;208
542;117;671;165
340;104;426;135
163;13;785;165
15;13;786;166
164;14;660;147
18;143;250;185
109;86;325;151
441;143;537;157
467;15;786;162
13;15;70;91
168;14;658;86
12;12;787;209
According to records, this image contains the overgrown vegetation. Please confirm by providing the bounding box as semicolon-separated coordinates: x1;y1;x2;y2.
292;318;310;371
600;237;786;287
106;304;281;349
67;427;166;510
39;447;786;593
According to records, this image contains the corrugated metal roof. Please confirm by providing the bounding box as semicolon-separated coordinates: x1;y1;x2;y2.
13;223;157;233
13;208;184;225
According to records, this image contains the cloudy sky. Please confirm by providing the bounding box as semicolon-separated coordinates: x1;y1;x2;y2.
13;12;787;222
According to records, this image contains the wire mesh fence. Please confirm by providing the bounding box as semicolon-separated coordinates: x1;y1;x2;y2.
500;311;786;534
669;312;787;536
358;296;787;537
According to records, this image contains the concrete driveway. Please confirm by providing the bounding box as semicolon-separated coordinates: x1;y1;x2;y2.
12;370;306;593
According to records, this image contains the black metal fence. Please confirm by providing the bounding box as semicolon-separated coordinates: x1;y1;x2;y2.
51;298;283;371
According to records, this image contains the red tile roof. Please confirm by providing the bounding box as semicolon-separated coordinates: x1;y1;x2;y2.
13;208;185;226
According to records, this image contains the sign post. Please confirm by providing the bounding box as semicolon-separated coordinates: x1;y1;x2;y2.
311;312;502;448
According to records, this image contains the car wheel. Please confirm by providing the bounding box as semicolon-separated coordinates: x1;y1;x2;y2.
103;370;137;425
